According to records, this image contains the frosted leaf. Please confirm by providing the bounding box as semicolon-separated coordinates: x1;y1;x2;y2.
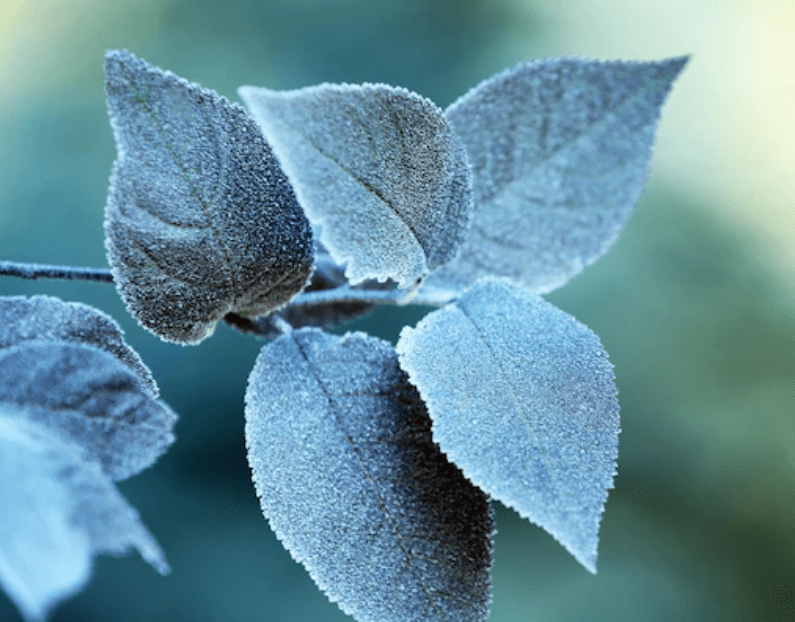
0;295;156;398
397;278;620;572
426;56;688;295
0;407;168;622
238;82;472;288
104;50;313;344
0;295;175;481
245;329;493;622
0;341;176;481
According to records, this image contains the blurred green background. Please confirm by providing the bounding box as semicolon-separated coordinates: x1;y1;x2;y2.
1;0;793;620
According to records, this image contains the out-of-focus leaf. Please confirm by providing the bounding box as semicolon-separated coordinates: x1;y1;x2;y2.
0;295;156;398
425;57;688;296
0;295;176;481
0;295;175;621
238;82;472;288
104;49;314;344
397;278;619;572
0;408;168;622
245;328;493;622
0;342;176;482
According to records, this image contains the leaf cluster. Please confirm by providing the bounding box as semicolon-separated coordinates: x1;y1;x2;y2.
0;49;687;621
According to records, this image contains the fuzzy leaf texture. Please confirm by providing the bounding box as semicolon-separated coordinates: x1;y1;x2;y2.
425;56;688;296
0;296;176;620
397;279;620;572
245;329;493;622
238;82;473;288
104;50;314;344
0;295;157;398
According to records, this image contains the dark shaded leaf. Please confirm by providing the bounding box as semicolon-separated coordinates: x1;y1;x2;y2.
0;295;174;620
104;50;314;344
238;82;472;288
0;295;156;397
397;279;619;572
245;329;493;622
0;342;176;482
0;295;176;481
426;57;688;295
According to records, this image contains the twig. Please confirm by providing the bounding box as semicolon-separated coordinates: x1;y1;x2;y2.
0;261;114;283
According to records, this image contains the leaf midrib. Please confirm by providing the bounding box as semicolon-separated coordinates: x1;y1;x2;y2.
462;67;667;212
292;335;449;621
126;79;239;304
453;302;581;534
262;97;429;269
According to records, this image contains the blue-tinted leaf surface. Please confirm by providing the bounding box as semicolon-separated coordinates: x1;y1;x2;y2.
0;342;176;482
245;329;493;622
238;83;472;288
0;295;156;398
104;50;313;344
0;407;168;622
0;296;174;619
0;296;176;481
397;279;619;572
426;57;688;295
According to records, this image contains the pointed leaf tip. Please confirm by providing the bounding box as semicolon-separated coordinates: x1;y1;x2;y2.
239;82;473;288
245;329;493;622
427;56;689;296
104;50;313;344
397;278;620;572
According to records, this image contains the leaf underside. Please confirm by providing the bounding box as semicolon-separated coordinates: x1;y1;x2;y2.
104;50;314;344
425;56;688;296
0;296;175;621
245;329;493;622
239;82;473;288
397;278;620;572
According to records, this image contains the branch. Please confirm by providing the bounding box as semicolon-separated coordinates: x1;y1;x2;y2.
0;261;455;333
288;285;454;308
0;261;114;283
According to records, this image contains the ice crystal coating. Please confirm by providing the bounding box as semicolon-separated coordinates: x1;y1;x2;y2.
0;342;176;481
425;56;688;295
104;49;313;344
0;295;156;397
397;278;620;572
237;245;391;339
245;329;493;622
239;82;472;288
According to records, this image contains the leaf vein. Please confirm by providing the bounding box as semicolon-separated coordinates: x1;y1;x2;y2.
292;336;447;619
455;303;578;525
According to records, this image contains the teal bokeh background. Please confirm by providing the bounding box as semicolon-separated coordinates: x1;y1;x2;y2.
1;0;793;620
